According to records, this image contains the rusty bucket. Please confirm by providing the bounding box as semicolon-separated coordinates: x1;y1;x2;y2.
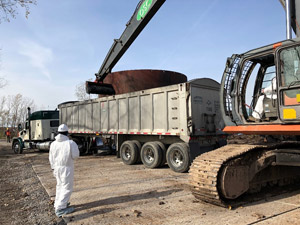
102;69;187;95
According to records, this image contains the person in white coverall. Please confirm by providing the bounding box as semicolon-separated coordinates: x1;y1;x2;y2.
49;124;79;217
252;78;277;120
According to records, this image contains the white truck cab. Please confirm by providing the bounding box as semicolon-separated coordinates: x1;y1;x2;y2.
12;108;59;154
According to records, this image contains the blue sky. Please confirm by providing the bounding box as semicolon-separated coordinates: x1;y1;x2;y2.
0;0;288;109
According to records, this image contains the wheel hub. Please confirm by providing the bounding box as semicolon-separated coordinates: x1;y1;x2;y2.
124;147;131;160
172;150;183;166
14;143;19;152
146;148;154;162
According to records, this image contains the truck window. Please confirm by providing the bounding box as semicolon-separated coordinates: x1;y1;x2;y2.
50;120;59;127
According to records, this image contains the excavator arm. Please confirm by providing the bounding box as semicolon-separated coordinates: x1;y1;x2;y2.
86;0;166;94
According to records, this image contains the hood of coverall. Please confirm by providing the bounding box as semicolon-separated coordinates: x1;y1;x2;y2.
55;134;69;142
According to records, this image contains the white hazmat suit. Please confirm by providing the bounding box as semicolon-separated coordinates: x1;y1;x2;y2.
49;132;79;211
252;79;277;119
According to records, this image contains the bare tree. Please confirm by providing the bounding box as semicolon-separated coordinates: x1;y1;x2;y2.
0;96;6;127
10;93;22;128
18;96;35;125
5;95;13;127
0;0;37;23
0;94;35;129
75;80;98;101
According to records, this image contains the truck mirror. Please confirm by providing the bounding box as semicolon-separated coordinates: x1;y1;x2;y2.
18;124;22;131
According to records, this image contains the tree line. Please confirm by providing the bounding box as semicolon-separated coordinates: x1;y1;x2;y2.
0;94;35;131
0;0;36;23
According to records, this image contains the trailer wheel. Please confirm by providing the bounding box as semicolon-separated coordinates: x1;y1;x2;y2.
120;141;139;165
141;142;162;168
131;140;142;163
166;143;190;173
12;141;23;154
154;141;166;167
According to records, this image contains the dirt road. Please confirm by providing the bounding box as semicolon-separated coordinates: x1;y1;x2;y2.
0;140;64;225
1;139;300;224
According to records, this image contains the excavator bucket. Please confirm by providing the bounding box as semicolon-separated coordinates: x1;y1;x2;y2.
85;81;115;95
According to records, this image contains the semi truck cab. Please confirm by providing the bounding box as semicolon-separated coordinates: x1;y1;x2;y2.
12;109;59;154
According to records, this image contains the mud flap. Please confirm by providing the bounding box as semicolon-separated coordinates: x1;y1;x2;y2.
188;142;215;162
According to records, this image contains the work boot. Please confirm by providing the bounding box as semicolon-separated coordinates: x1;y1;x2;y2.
55;207;75;218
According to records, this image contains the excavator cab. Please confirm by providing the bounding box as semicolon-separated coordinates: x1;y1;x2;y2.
221;38;300;127
190;0;300;207
190;39;300;206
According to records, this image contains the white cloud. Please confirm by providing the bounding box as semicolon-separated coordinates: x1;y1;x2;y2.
18;40;53;79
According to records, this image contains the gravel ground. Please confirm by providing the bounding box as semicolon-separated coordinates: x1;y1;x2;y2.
0;140;65;225
2;136;300;224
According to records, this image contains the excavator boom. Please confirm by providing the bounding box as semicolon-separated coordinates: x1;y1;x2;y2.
86;0;165;94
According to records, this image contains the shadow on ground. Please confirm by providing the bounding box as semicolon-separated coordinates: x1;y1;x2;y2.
67;188;182;222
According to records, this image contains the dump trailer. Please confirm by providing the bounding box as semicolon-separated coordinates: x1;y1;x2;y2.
59;78;226;172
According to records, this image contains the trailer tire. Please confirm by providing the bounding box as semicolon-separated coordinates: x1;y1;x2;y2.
131;140;142;163
141;142;162;168
166;142;190;173
120;141;139;165
12;141;23;154
154;141;166;167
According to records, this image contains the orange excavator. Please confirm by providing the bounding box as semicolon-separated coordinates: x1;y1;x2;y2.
189;0;300;207
85;0;300;206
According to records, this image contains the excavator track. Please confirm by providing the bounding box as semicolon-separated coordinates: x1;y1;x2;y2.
189;142;300;207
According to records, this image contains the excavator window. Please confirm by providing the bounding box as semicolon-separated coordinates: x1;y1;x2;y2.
241;54;277;122
262;66;276;89
244;62;260;115
279;46;300;106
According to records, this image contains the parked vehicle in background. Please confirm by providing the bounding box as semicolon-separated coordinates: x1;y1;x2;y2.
12;108;59;154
